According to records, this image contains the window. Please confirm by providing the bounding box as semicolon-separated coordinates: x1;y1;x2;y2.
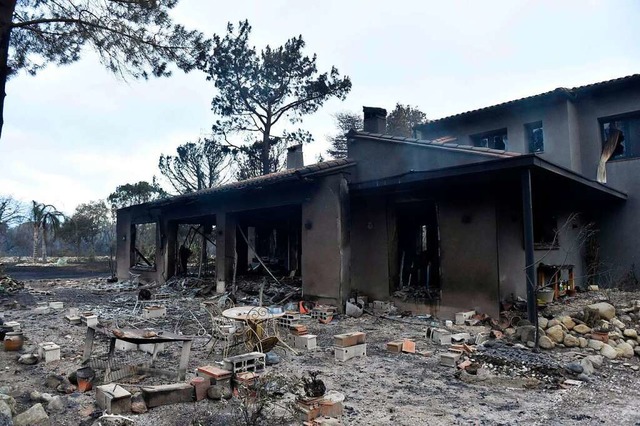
525;121;544;153
533;210;558;250
600;112;640;160
131;222;157;269
471;128;508;150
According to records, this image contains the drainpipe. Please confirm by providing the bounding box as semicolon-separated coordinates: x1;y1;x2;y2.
521;168;538;326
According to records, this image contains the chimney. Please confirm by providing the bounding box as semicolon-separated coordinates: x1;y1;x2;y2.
363;106;387;133
286;144;304;169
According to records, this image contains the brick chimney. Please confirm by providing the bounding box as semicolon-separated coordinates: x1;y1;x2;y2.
363;106;387;133
286;144;304;169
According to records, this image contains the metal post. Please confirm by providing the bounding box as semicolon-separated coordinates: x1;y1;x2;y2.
521;168;537;323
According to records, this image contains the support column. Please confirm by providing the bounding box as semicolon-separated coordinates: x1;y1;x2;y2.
215;212;236;294
165;221;178;280
521;168;537;323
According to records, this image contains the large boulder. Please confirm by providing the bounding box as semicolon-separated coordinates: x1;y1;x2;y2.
587;302;616;320
564;334;580;348
616;342;634;358
546;325;565;344
573;324;591;334
601;344;618;360
13;403;49;426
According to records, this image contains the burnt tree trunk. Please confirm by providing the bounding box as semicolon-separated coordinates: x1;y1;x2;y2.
0;0;16;139
261;122;271;175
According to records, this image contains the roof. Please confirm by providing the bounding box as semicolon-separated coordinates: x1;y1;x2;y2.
123;158;355;210
351;154;627;202
348;130;521;158
419;74;640;127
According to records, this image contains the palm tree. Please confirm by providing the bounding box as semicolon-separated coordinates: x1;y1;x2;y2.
29;201;65;262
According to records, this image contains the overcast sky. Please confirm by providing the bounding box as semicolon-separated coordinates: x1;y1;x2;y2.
2;0;640;214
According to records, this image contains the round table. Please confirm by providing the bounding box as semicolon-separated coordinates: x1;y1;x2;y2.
222;306;285;322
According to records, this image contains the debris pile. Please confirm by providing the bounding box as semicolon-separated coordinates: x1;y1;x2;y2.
0;274;24;294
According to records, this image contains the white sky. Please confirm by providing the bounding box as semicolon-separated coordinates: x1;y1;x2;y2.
2;0;640;214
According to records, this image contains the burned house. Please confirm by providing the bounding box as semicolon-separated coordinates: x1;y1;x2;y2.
117;74;640;319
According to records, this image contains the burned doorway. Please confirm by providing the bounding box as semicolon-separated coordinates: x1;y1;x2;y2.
235;205;302;279
396;200;441;298
174;218;216;278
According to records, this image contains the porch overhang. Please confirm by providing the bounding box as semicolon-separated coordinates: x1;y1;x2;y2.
350;154;627;202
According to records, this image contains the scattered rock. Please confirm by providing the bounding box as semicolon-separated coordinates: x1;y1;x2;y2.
13;403;49;426
560;316;576;330
612;318;626;330
579;337;588;348
130;393;147;414
91;414;134;425
546;325;565;344
0;395;16;416
586;355;604;369
0;400;12;426
565;362;583;374
207;385;231;401
573;324;591;334
564;334;580;348
517;319;531;327
547;319;561;328
44;375;63;389
623;328;638;339
580;358;595;376
615;342;634;358
18;354;38;365
587;303;616;320
626;339;637;348
635;346;640;356
538;317;549;329
576;373;591;382
538;335;555;350
504;328;516;337
55;378;75;394
587;339;604;351
46;396;65;414
601;344;618;360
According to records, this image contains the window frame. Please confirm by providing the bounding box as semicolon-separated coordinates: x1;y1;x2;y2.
130;221;158;271
599;111;640;161
470;128;508;151
525;121;544;154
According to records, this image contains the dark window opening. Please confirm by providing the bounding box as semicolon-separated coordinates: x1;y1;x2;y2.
131;222;157;270
471;128;508;150
525;121;544;153
175;223;216;277
533;210;558;250
601;112;640;160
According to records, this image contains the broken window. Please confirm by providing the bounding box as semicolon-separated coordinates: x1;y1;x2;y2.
471;128;508;150
131;222;157;269
533;210;558;250
525;121;544;153
600;113;640;160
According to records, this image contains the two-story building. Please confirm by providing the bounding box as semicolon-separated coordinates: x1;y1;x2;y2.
116;74;639;320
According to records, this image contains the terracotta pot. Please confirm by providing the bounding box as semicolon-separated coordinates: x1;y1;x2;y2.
4;331;24;351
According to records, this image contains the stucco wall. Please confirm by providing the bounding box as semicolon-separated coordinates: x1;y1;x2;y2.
350;195;391;299
300;174;349;305
417;99;576;170
438;197;500;318
348;137;499;183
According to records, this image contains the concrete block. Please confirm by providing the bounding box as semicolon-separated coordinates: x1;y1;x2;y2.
334;343;366;362
49;301;64;310
430;329;451;345
96;384;132;414
68;307;79;317
3;321;20;331
402;339;416;353
294;335;317;350
38;342;61;363
223;352;266;373
197;365;232;382
141;383;194;408
80;313;98;327
455;311;476;325
115;339;138;352
451;333;471;343
142;305;166;319
440;351;462;367
333;332;366;348
64;315;81;325
387;341;403;353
